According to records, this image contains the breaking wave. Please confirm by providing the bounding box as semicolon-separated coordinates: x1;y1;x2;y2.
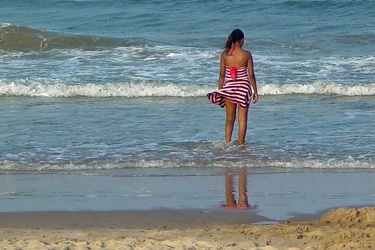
0;23;134;51
1;158;374;172
0;80;374;97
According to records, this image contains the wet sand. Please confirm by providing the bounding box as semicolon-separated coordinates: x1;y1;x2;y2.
0;207;374;249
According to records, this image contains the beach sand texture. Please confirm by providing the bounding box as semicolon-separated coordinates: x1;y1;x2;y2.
0;207;374;250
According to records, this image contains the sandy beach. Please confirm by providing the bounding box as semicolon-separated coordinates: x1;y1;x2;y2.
0;206;374;249
1;170;374;249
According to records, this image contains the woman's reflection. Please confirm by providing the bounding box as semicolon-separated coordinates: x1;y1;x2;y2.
221;168;255;210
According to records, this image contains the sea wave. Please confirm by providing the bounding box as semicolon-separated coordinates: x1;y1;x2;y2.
0;79;374;97
0;80;209;97
0;23;134;51
0;158;373;172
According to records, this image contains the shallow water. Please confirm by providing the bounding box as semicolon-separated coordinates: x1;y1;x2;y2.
1;168;374;221
1;96;374;171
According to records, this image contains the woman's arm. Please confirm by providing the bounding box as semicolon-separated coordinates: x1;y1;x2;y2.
247;52;258;103
218;52;225;89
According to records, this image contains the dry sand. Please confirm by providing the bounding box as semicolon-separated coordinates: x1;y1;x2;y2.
0;207;374;250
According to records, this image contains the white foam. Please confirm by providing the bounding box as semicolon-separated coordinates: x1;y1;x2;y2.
0;23;12;28
1;158;373;172
259;81;375;96
0;80;211;97
1;79;374;97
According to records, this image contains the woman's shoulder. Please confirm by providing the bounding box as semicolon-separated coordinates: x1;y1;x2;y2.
221;49;230;57
241;49;253;60
241;48;252;55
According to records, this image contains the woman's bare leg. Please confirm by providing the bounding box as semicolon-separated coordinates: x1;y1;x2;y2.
225;99;236;143
237;105;249;145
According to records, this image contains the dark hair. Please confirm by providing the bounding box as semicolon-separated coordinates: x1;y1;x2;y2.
224;29;244;50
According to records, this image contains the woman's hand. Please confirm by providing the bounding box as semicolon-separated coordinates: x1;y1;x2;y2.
253;93;258;103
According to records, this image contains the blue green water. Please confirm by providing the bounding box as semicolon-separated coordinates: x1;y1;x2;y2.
0;0;374;214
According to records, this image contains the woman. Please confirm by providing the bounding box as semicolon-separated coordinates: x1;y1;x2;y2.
207;29;258;145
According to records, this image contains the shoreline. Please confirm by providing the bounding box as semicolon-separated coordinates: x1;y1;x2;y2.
2;169;374;220
0;207;374;249
1;169;374;248
0;209;275;230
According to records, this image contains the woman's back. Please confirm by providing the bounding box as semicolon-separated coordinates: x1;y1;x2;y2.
222;46;249;68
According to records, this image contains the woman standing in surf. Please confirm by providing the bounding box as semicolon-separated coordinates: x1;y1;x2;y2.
207;29;258;145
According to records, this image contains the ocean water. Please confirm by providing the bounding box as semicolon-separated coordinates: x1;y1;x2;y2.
0;1;374;213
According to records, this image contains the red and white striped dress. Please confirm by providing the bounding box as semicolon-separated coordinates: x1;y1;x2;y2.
207;66;252;108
